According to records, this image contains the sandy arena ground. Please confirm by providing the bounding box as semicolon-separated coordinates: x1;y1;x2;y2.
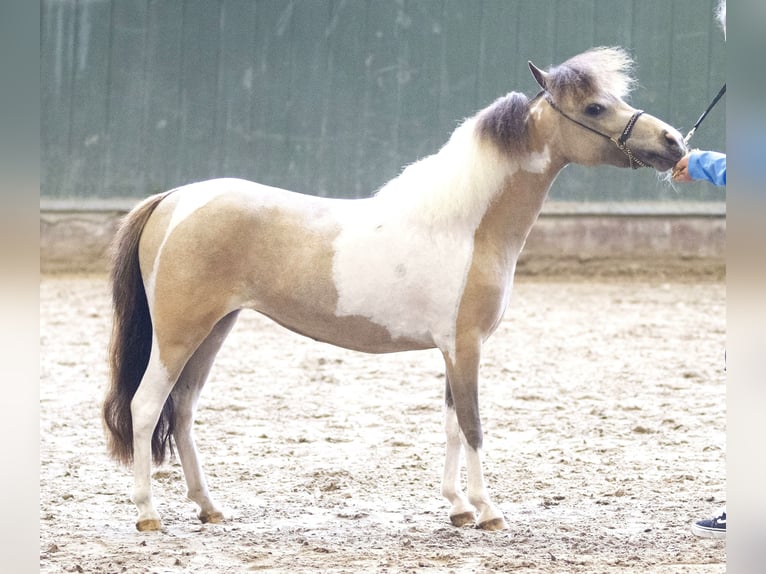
40;274;725;573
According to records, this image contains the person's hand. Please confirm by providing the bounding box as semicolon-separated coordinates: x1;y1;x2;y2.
672;153;693;182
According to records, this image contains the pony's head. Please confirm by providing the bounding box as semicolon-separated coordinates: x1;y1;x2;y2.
528;47;686;172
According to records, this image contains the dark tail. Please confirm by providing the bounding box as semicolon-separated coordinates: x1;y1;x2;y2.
103;191;176;466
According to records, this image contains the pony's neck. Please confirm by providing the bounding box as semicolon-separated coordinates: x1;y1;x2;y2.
478;164;561;259
474;100;570;258
372;103;566;248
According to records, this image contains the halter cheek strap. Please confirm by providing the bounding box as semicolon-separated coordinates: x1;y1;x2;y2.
616;109;643;145
613;109;647;169
543;93;648;169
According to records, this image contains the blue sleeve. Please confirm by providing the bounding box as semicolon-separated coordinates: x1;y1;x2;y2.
687;151;726;186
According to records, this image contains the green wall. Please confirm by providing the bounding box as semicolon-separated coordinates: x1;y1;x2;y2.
41;0;726;202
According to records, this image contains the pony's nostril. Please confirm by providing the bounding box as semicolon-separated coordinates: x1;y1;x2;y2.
663;130;684;150
663;131;676;145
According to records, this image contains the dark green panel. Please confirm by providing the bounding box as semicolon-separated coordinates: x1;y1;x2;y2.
669;0;712;133
356;0;408;193
41;0;725;203
552;0;595;60
439;1;482;124
143;0;184;194
41;0;77;197
284;0;332;195
630;0;673;116
65;0;112;196
218;0;258;180
476;0;521;104
396;0;446;170
514;0;555;95
322;0;368;197
249;0;296;193
593;0;633;48
103;0;149;196
177;0;223;185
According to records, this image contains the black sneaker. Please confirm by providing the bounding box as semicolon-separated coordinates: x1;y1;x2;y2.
691;507;726;539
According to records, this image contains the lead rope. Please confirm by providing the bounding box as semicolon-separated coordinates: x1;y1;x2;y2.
683;83;726;145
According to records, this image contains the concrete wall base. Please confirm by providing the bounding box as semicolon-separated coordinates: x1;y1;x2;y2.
40;202;725;279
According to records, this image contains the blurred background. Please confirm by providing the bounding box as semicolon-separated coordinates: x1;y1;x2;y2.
40;0;726;271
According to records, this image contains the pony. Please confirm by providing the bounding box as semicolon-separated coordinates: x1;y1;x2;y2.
103;47;686;531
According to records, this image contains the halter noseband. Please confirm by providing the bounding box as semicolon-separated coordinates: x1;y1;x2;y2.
543;93;648;169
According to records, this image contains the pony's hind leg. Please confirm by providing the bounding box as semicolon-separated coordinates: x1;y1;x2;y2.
131;312;235;531
131;349;183;531
171;311;240;525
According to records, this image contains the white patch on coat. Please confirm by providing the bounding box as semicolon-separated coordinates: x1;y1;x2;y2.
331;120;516;356
523;145;551;174
331;201;473;352
530;101;545;122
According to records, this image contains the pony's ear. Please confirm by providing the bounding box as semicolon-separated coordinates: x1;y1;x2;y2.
528;61;548;91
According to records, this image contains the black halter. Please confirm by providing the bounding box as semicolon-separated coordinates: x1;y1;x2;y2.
543;93;648;169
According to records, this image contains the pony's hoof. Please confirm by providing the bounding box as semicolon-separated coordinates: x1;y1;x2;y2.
136;518;162;532
199;511;224;524
477;517;508;531
449;511;476;527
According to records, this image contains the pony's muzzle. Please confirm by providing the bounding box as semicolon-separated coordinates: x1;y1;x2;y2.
663;129;686;154
639;124;686;171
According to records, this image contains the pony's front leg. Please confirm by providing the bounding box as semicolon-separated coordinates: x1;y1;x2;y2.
441;377;476;526
442;346;508;531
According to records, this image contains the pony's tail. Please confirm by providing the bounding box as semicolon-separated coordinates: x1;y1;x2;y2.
103;190;176;467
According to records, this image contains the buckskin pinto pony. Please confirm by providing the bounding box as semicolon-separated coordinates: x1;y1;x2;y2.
103;47;686;532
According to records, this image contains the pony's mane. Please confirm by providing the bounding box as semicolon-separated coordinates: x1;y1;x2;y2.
475;92;531;155
545;46;636;101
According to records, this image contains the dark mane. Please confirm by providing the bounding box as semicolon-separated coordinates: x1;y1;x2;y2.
545;46;636;101
475;91;531;155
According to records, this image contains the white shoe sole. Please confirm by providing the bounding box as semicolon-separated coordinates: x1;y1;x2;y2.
691;524;726;539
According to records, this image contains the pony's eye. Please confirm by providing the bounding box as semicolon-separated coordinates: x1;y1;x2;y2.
585;103;605;116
